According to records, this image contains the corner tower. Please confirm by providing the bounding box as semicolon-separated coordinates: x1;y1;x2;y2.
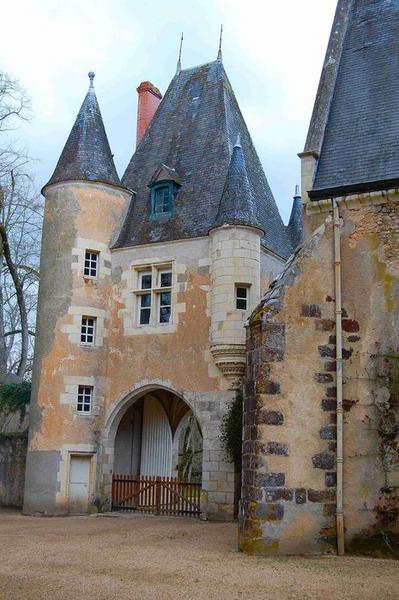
209;137;264;388
24;73;131;514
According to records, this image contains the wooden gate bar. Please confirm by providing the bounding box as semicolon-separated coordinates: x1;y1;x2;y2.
112;474;201;517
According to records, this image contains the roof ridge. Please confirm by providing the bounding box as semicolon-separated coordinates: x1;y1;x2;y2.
178;59;219;74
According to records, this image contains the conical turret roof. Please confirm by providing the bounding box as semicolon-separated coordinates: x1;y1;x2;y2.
46;73;121;189
287;185;303;250
211;136;263;232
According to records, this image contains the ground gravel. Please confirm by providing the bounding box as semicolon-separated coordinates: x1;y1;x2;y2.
0;509;397;600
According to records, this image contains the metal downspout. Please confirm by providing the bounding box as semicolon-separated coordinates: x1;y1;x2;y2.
332;198;345;555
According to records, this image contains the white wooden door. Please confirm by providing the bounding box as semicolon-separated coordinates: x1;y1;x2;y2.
69;455;91;513
140;395;172;477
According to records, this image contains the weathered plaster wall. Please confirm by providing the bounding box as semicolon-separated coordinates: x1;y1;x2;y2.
100;236;236;519
0;435;28;507
24;181;129;515
25;174;281;520
240;194;399;555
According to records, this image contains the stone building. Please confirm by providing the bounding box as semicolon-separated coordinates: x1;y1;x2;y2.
23;55;300;518
240;0;399;554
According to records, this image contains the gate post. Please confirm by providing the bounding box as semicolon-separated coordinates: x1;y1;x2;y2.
156;476;161;515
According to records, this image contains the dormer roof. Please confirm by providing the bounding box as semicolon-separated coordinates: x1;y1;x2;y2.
148;163;181;187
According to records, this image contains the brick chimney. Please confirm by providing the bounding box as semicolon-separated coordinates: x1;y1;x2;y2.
136;81;162;147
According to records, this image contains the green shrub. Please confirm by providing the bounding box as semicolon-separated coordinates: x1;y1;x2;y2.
220;393;243;470
0;380;31;422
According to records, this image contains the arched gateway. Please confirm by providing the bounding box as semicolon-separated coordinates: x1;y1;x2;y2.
101;385;203;516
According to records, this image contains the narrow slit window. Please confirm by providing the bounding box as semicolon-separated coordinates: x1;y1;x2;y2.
84;251;99;277
77;385;93;413
80;317;96;344
236;286;249;310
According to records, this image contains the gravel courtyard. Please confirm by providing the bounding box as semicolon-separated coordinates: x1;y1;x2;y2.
0;509;397;600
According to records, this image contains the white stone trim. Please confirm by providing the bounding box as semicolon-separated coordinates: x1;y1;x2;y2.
60;376;102;417
119;260;181;336
111;235;209;254
306;188;399;214
61;306;106;347
71;237;112;278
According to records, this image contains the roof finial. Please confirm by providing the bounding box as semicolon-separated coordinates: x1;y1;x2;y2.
88;71;95;88
294;184;301;198
176;33;184;73
234;132;241;148
217;24;223;61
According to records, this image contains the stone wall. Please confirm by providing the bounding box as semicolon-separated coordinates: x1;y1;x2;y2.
0;434;28;507
240;193;399;555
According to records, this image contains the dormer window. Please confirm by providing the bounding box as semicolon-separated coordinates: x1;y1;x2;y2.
148;163;181;218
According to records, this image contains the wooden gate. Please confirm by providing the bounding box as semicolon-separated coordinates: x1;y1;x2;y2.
112;474;201;517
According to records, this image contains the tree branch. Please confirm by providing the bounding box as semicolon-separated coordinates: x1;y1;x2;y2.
0;184;29;378
4;329;35;337
17;264;40;279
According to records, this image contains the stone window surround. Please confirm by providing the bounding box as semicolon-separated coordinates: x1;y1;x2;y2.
134;263;173;327
120;257;187;336
60;376;102;417
71;237;111;280
61;306;106;347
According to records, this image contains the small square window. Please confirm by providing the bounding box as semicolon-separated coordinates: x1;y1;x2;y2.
84;251;99;277
77;385;93;413
80;317;96;344
236;286;249;310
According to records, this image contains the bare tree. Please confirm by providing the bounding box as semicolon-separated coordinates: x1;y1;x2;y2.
0;72;42;384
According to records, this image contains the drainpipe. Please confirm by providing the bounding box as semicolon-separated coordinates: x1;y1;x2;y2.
332;198;345;556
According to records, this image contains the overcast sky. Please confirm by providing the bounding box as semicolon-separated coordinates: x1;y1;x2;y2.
1;0;337;223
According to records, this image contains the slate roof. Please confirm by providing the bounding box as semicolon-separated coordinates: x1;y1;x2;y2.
287;186;303;250
211;137;263;232
116;60;292;258
46;75;121;189
310;0;399;199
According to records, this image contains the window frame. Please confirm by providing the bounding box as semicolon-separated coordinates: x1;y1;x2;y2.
80;316;96;345
235;284;250;311
134;264;173;327
84;250;99;278
149;181;177;217
76;385;93;414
